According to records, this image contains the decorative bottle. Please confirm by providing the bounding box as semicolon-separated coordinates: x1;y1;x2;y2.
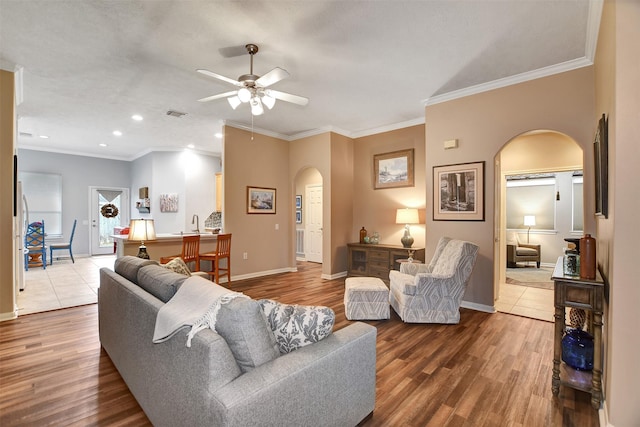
580;234;596;280
359;227;367;244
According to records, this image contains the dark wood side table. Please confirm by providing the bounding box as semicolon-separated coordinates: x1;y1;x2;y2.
551;257;605;409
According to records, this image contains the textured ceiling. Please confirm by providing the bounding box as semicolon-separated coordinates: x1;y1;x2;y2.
0;0;597;160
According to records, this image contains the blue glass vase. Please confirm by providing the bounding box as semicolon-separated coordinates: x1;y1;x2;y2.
561;328;594;371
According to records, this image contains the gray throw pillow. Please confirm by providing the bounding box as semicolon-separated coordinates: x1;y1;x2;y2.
259;299;335;354
215;298;280;373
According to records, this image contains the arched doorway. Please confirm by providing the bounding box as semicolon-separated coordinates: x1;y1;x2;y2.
293;167;323;265
494;130;583;320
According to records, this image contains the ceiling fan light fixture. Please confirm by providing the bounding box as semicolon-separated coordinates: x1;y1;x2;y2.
262;93;276;109
237;87;252;103
227;96;242;109
250;97;264;116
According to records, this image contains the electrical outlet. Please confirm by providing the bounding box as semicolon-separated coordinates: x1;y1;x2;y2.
275;223;279;230
243;252;248;260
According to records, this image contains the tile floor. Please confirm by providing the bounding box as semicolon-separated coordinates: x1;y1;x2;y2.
17;255;115;316
495;279;554;322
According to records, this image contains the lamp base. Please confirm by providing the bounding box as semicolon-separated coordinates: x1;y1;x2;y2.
137;245;150;259
401;229;414;248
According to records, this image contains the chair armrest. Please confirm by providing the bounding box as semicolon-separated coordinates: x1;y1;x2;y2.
518;243;540;251
413;272;462;297
389;270;417;295
399;262;429;276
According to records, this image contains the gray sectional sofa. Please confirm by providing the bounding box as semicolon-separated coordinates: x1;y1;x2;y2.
98;256;377;427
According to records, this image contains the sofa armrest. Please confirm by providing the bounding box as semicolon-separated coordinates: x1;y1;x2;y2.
211;322;377;427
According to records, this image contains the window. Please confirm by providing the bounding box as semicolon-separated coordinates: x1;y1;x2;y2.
18;171;62;237
506;177;556;230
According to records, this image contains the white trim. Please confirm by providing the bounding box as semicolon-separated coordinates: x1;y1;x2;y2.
460;300;496;313
0;311;18;322
424;57;593;107
585;0;604;62
600;400;610;427
348;117;425;139
322;271;348;280
231;267;297;282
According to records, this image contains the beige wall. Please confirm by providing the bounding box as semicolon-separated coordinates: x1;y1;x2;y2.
289;132;332;276
500;132;583;174
0;70;16;320
425;67;596;308
352;125;426;250
595;1;640;425
330;132;354;275
223;126;292;277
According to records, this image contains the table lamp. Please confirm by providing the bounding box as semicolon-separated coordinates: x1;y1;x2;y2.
396;208;419;248
128;219;156;259
524;215;536;243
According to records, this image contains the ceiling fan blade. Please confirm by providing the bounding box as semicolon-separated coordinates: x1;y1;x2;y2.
266;89;309;106
197;91;238;103
256;67;290;88
196;69;242;87
218;44;250;58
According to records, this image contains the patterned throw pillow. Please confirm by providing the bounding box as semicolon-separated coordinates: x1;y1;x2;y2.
258;299;335;354
162;257;192;276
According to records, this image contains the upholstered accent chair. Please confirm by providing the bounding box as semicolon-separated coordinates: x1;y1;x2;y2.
506;234;541;268
389;237;479;324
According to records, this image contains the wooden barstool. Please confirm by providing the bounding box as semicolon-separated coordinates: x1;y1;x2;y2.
160;234;201;271
199;233;232;284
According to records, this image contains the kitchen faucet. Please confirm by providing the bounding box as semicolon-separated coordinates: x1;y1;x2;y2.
192;214;200;234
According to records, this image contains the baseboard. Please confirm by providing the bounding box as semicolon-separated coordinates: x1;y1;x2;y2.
0;309;18;322
295;256;306;261
321;271;348;280
460;300;496;313
231;267;297;282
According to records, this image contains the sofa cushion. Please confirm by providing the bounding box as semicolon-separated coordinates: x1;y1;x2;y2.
259;299;335;354
162;257;192;276
215;298;280;373
137;264;189;303
114;256;158;284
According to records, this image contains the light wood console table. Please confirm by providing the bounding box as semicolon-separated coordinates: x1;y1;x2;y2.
551;256;605;409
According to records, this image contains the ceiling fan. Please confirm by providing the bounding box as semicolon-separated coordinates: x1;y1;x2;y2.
197;44;309;116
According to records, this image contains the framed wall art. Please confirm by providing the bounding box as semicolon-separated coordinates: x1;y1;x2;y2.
295;210;302;223
374;149;414;189
247;186;276;214
160;193;179;212
295;194;302;209
594;113;608;218
433;161;485;221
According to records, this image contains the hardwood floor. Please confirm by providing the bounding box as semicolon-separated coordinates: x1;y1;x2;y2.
0;262;599;426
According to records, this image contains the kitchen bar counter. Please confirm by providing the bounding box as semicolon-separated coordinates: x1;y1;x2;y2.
112;233;219;262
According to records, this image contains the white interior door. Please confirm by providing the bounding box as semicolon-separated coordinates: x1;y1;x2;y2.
90;187;129;255
305;184;323;263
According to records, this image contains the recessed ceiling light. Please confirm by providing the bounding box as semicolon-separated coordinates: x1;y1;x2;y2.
39;135;49;139
187;144;195;149
113;130;122;136
131;114;143;121
214;133;222;139
99;143;108;147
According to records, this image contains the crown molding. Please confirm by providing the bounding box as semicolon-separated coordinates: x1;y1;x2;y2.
585;0;604;62
350;117;425;139
424;57;593;107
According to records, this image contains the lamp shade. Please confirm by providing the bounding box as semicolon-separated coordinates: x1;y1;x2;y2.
128;219;157;242
396;208;419;224
523;215;536;227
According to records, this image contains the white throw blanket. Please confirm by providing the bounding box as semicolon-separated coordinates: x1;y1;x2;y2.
153;276;247;347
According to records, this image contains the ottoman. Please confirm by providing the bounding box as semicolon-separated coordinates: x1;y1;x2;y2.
344;277;390;320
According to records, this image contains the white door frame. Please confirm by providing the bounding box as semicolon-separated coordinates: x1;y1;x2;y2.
89;186;129;255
